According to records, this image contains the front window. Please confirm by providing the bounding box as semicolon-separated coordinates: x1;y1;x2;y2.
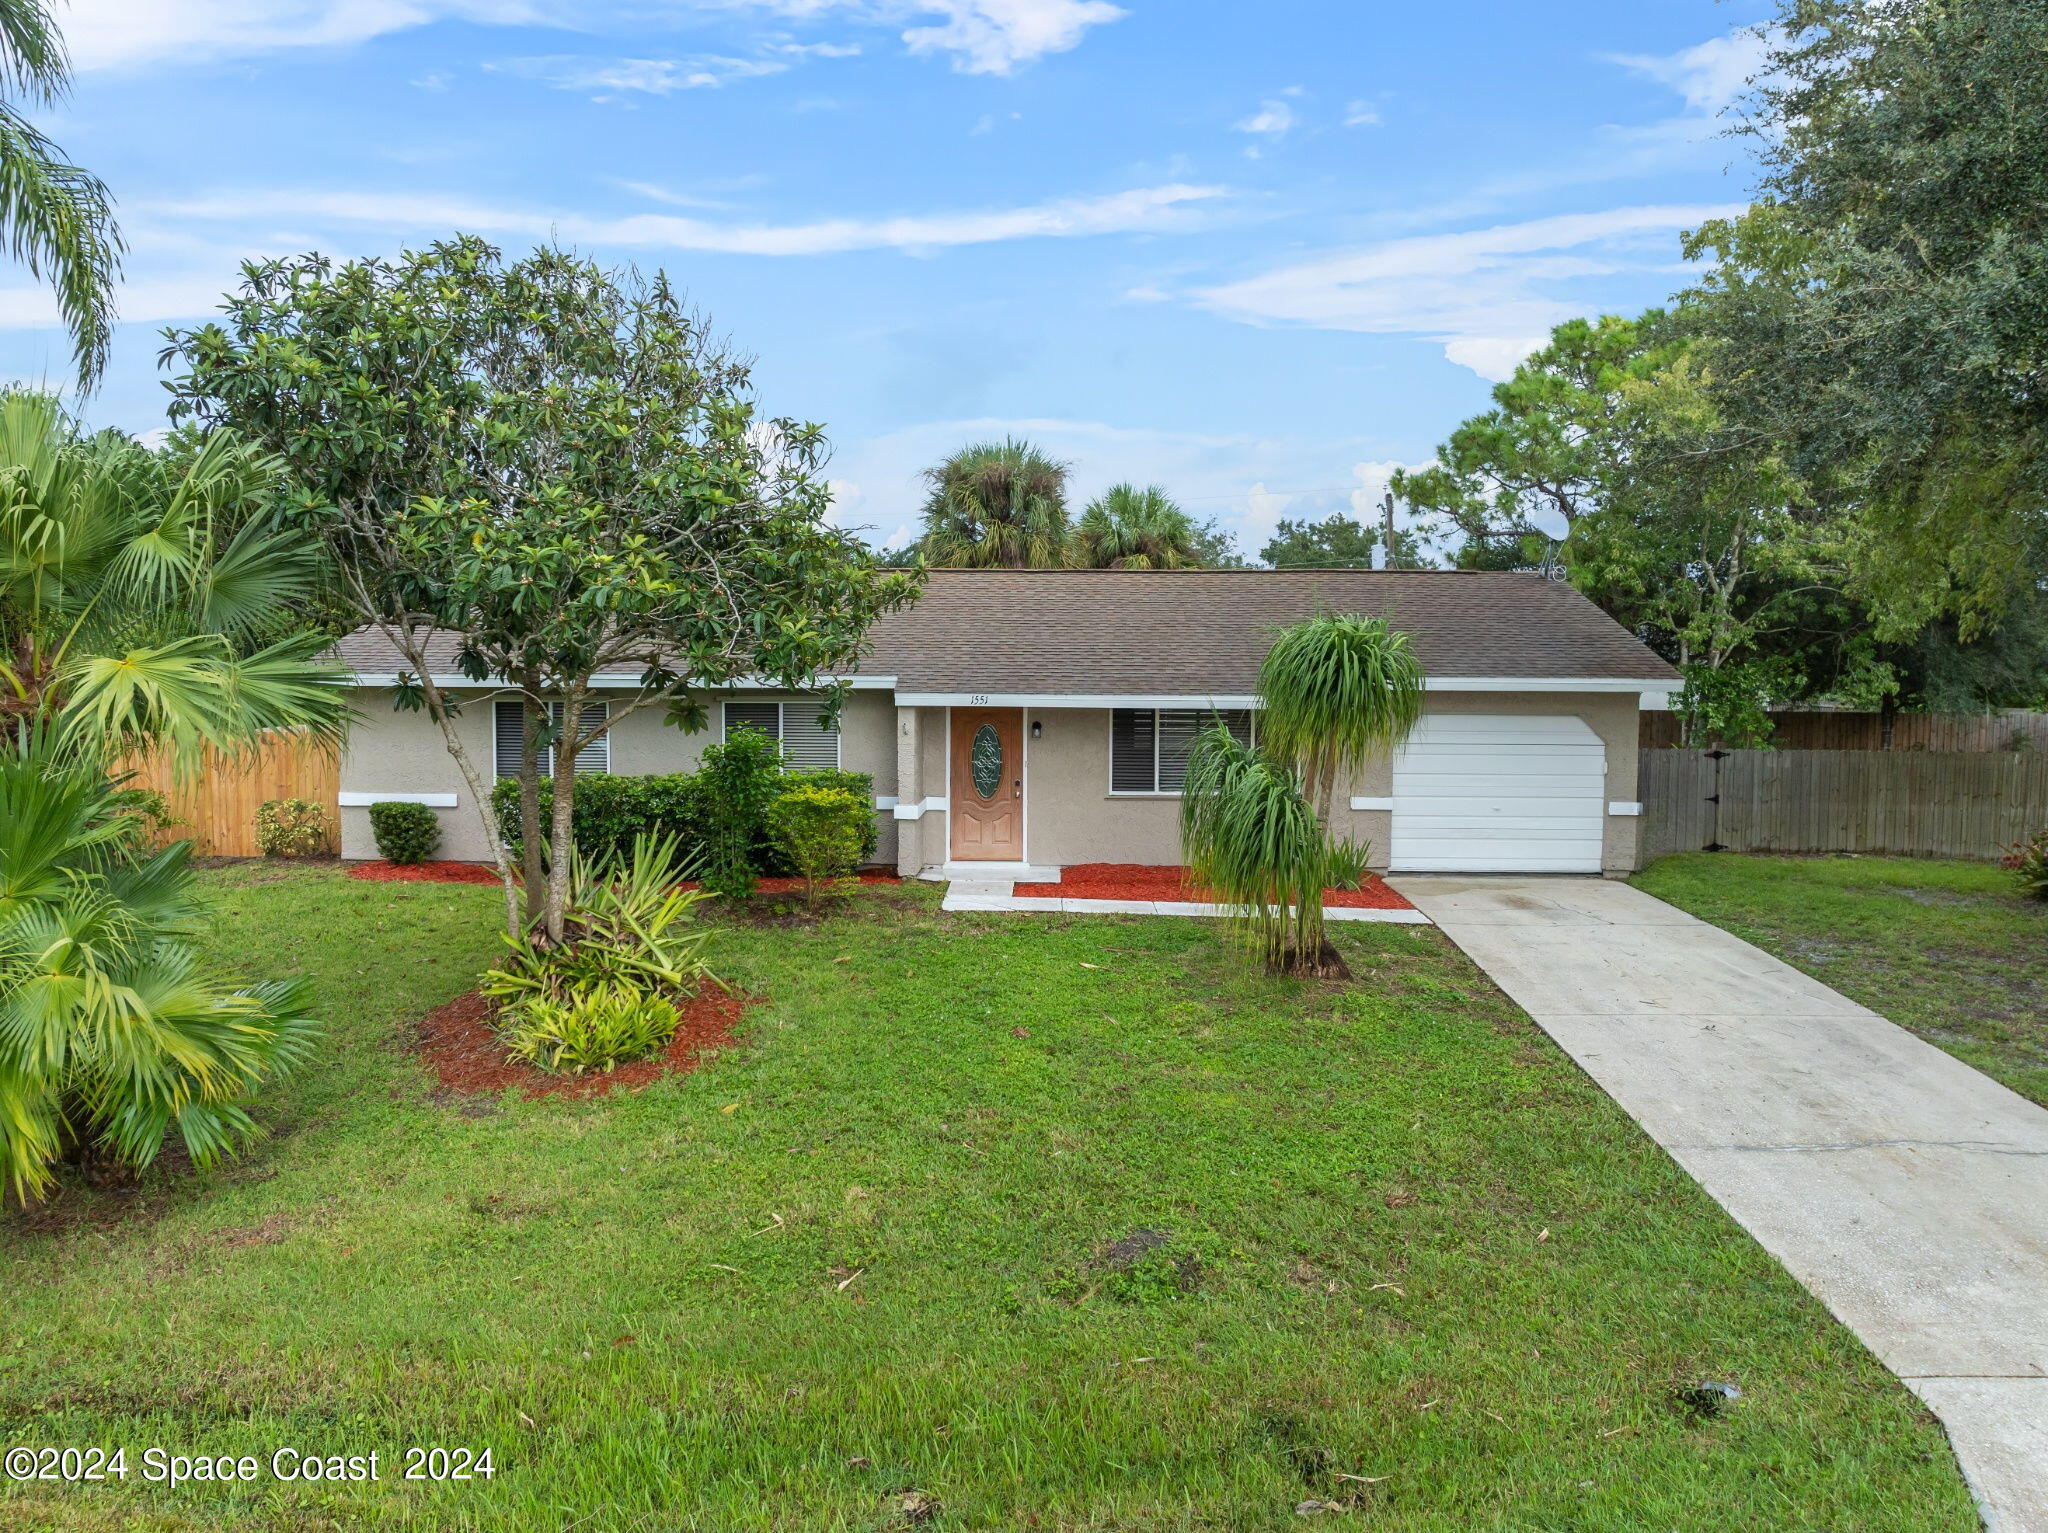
1109;708;1255;794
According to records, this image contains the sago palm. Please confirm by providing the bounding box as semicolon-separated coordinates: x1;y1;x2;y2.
0;391;345;762
1257;612;1425;825
917;438;1070;568
0;733;319;1199
1068;483;1206;569
0;0;122;383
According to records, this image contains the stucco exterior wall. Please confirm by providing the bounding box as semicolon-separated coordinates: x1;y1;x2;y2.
893;694;1645;877
339;688;899;864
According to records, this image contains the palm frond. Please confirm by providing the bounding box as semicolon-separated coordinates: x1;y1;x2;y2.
0;104;121;385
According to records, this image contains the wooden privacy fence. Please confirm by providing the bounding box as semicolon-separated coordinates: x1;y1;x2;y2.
1641;709;2048;752
119;733;340;858
1641;748;2048;860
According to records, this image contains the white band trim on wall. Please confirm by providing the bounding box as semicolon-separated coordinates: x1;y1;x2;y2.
1607;801;1644;816
339;791;458;808
892;796;950;821
1347;796;1396;812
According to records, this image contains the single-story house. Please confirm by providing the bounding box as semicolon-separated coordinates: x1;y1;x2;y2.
328;568;1681;878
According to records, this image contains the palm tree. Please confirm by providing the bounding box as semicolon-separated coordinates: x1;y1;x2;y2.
0;393;342;760
0;393;343;1200
1179;724;1337;975
0;734;318;1199
1256;612;1425;826
1068;483;1207;569
917;438;1070;568
0;0;122;384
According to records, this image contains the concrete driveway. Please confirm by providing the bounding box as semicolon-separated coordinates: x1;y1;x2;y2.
1392;874;2048;1533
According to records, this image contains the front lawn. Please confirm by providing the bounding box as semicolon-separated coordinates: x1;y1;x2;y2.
1;864;1972;1530
1637;852;2048;1107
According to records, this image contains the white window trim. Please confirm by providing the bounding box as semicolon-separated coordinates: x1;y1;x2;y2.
721;698;843;770
1106;707;1255;798
494;699;609;781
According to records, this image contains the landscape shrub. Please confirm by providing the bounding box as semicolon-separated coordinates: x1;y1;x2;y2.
483;834;715;1073
256;797;334;858
696;727;786;900
1323;836;1372;892
766;783;871;895
498;982;680;1075
368;800;440;865
493;772;708;864
489;757;878;882
2003;829;2048;900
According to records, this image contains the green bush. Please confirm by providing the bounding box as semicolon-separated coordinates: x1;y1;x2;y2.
368;800;440;865
2004;830;2048;900
697;727;786;900
257;797;334;858
1323;836;1373;891
488;757;877;881
766;783;871;894
483;833;714;1021
498;982;681;1075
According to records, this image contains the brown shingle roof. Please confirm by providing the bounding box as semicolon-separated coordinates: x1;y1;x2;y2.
327;568;1678;691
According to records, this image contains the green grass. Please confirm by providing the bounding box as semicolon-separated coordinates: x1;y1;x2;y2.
1;863;1974;1531
1637;852;2048;1107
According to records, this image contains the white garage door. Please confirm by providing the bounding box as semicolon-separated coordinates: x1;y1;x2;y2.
1390;715;1607;873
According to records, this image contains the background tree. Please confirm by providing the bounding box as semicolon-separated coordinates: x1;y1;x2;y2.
1067;483;1206;568
1687;0;2048;642
915;439;1070;568
0;0;121;384
164;240;919;940
1261;512;1430;569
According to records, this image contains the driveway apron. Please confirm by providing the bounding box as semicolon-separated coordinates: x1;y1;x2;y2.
1391;875;2048;1533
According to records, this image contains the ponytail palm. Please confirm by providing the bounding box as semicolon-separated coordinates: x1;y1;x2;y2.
917;438;1070;568
1180;725;1335;974
1257;613;1424;825
0;735;317;1199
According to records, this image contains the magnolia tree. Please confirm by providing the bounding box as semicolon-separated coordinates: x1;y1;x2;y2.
164;237;920;939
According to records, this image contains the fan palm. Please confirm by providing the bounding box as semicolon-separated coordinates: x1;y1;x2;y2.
0;391;345;762
0;732;319;1199
1068;483;1205;569
917;438;1070;568
0;0;122;384
1256;612;1425;825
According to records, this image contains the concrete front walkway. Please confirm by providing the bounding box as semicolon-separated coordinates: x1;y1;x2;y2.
1392;875;2048;1533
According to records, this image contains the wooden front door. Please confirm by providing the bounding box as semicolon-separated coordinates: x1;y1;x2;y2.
950;708;1024;861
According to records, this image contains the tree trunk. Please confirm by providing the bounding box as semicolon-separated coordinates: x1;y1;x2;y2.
517;682;545;926
415;673;520;936
543;687;582;944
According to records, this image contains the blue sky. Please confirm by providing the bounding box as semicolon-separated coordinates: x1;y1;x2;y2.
10;0;1772;554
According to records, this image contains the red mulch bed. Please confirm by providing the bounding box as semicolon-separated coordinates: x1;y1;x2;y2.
1013;862;1413;910
415;987;749;1099
349;860;504;885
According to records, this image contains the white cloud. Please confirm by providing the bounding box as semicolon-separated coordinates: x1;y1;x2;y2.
61;0;538;71
63;0;1117;76
1235;98;1297;138
1606;31;1771;116
149;182;1230;257
1191;203;1740;379
489;53;795;95
1343;100;1379;128
898;0;1125;75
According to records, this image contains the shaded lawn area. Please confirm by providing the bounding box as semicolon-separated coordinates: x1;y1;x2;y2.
1637;852;2048;1108
1;864;1973;1531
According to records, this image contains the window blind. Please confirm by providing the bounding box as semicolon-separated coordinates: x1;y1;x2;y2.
721;699;842;771
1110;708;1255;794
493;700;610;781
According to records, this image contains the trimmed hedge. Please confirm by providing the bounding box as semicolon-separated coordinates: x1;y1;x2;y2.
369;800;440;865
492;767;877;874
